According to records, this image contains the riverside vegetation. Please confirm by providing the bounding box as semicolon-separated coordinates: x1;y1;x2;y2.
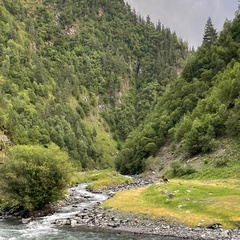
0;0;240;236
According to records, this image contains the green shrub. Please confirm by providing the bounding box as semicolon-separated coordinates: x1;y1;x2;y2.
204;159;209;164
181;117;216;156
145;142;157;156
0;144;73;211
73;169;133;191
170;161;196;177
215;158;229;168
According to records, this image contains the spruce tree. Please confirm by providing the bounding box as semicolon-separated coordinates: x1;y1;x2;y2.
203;17;218;45
235;0;240;16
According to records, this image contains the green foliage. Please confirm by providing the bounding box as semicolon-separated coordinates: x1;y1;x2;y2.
215;158;229;168
181;117;215;155
0;0;188;171
145;142;157;156
169;161;196;178
202;17;218;46
71;169;133;191
0;145;73;210
171;138;240;180
1;0;240;177
117;10;240;174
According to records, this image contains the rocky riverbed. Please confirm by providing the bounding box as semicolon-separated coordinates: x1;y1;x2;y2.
51;176;240;240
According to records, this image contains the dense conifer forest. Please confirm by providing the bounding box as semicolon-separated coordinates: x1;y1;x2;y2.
0;0;240;176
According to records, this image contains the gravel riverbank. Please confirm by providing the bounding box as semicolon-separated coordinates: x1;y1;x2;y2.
52;176;240;240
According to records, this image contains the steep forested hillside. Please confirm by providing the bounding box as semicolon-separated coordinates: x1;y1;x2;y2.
0;0;188;169
116;12;240;174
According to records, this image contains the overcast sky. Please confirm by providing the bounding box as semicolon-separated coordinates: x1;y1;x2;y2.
125;0;238;48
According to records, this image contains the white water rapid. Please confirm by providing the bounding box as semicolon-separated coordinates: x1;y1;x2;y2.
0;184;178;240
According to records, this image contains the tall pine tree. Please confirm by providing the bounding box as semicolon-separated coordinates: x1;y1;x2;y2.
203;17;218;45
235;0;240;16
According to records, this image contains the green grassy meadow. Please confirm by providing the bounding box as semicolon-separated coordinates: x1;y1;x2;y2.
102;179;240;229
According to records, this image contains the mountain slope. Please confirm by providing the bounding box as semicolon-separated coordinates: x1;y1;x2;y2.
0;0;188;169
116;12;240;175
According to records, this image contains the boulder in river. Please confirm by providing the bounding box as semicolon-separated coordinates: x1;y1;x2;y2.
21;217;31;224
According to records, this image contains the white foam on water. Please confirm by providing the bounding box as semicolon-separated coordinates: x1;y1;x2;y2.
20;220;57;235
0;218;58;240
0;184;109;240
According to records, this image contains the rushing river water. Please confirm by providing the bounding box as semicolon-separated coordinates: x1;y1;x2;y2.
0;184;179;240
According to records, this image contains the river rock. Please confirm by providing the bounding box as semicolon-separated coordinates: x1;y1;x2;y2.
70;219;78;227
21;217;31;224
207;222;222;229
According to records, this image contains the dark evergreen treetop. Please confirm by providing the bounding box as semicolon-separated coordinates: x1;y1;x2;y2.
235;0;240;16
202;17;218;45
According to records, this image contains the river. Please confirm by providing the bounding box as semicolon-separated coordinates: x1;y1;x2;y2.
0;184;179;240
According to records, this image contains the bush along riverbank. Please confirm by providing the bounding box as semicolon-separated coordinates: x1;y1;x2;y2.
52;176;240;240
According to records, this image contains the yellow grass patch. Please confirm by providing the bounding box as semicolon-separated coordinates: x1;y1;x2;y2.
206;196;240;227
102;187;174;216
207;196;240;210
